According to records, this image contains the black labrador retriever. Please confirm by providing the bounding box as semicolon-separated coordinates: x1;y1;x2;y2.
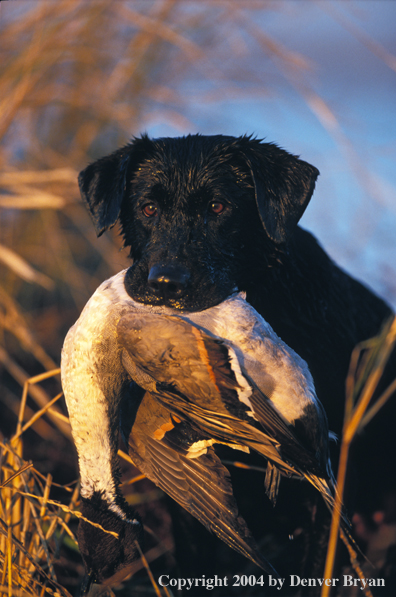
79;134;395;588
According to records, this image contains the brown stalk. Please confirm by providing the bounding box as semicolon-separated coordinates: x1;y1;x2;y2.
322;317;396;597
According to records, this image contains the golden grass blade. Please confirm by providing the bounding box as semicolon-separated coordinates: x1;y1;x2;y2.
7;523;12;597
320;2;396;73
40;475;52;519
20;369;62;387
322;317;396;597
121;473;146;486
0;356;69;438
32;471;75;493
221;459;267;473
345;317;396;444
0;169;77;185
160;583;174;597
0;588;35;597
51;482;80;552
46;409;69;426
0;495;72;597
4;488;118;539
0;245;54;290
360;377;396;429
26;498;57;581
14;393;64;442
117;449;135;465
0;289;58;373
0;463;33;489
16;369;61;437
0;192;65;210
134;540;163;597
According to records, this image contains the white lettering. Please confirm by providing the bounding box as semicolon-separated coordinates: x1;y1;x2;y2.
158;575;231;591
268;575;285;589
344;575;353;586
343;576;385;590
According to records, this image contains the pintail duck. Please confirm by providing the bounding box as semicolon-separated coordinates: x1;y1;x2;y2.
61;269;350;588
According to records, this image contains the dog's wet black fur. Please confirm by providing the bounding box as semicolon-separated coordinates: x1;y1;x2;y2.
79;134;396;592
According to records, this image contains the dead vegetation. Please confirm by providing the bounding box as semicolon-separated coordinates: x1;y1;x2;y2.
0;1;395;595
0;369;176;596
0;369;78;597
1;318;395;596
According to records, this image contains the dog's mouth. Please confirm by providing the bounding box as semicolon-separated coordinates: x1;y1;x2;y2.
124;264;236;312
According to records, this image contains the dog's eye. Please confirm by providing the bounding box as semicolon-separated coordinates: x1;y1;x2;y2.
142;203;158;218
209;201;225;215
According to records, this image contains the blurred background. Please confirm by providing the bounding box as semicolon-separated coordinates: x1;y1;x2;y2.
0;0;395;593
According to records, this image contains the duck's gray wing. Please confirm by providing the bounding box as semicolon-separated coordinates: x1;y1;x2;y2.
118;312;339;507
120;387;277;575
118;311;313;483
242;384;355;538
119;313;355;553
244;384;323;474
118;314;296;475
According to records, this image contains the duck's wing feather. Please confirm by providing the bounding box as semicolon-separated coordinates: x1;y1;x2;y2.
245;385;323;474
118;313;322;499
121;388;277;575
152;384;297;478
118;312;357;554
118;314;296;475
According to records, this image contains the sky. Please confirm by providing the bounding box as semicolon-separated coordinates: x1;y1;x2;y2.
2;0;395;308
147;0;396;308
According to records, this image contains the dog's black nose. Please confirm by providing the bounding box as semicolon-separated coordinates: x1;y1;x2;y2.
148;265;190;301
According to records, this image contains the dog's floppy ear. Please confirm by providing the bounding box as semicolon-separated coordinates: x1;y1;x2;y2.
239;139;319;244
78;136;152;237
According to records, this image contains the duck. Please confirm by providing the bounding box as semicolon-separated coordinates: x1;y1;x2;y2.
61;270;277;588
61;268;350;589
118;286;352;522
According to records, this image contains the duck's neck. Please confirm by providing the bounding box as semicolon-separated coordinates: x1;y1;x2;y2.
61;274;129;511
66;374;125;507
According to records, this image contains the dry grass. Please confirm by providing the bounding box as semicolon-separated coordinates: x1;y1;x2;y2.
0;8;312;594
1;320;395;596
1;0;393;377
0;369;175;597
0;370;76;597
1;2;395;595
321;316;396;597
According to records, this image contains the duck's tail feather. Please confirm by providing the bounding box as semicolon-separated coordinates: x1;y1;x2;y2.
304;473;363;558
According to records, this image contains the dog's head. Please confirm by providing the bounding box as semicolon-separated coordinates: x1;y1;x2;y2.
79;134;319;311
